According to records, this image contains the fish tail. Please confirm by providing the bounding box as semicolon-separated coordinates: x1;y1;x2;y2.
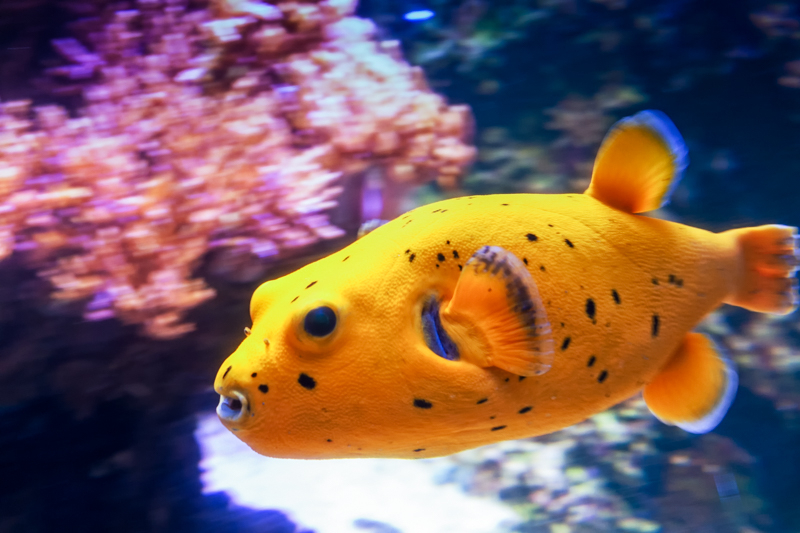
723;224;799;315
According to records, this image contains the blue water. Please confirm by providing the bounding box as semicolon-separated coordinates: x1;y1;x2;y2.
2;0;800;532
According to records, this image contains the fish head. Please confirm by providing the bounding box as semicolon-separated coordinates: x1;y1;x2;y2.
212;242;480;459
214;270;361;456
214;228;554;459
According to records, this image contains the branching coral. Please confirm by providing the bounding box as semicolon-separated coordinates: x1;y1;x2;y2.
0;0;475;339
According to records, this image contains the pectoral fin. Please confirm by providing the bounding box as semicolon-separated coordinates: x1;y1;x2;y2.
439;246;554;376
643;332;738;433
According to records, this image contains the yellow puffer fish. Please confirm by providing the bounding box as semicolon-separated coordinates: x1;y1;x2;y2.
215;111;799;459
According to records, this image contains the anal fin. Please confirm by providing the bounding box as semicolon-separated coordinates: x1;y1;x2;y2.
439;246;554;376
643;332;738;434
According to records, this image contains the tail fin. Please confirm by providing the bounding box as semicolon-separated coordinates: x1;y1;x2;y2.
723;225;799;315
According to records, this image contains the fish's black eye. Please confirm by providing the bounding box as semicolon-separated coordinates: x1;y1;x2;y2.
303;306;337;337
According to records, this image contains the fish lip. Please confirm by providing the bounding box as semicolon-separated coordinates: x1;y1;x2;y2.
216;389;249;425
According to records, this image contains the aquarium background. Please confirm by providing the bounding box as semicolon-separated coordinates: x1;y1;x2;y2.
1;0;800;532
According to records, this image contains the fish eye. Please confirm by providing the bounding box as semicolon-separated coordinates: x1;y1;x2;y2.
303;306;337;337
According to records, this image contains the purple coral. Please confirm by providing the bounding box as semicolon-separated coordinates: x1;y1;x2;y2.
0;0;476;338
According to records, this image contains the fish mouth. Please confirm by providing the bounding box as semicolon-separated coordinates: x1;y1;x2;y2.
217;389;249;424
421;297;459;361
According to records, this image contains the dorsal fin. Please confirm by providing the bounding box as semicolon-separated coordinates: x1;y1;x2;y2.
585;110;688;213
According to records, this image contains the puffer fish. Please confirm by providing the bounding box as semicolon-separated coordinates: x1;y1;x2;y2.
215;111;799;459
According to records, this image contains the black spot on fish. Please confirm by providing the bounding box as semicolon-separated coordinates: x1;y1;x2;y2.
518;406;532;414
306;281;317;289
477;398;488;404
409;253;416;262
458;265;463;271
437;253;445;262
668;274;684;287
519;376;526;382
489;416;496;420
414;398;433;409
501;203;509;206
432;209;441;213
612;289;621;304
436;264;440;268
504;377;510;382
587;355;596;367
342;256;349;262
446;240;450;244
222;366;232;379
291;296;298;303
251;372;257;378
414;448;425;452
327;439;332;442
565;239;574;248
526;233;538;242
540;265;546;272
491;425;507;431
453;250;459;259
598;370;608;383
585;298;596;321
258;384;268;393
652;277;659;285
298;373;316;390
548;224;554;227
561;337;571;350
523;257;528;265
652;314;660;337
441;209;448;213
405;249;410;254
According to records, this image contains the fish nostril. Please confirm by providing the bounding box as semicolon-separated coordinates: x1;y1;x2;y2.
217;390;248;423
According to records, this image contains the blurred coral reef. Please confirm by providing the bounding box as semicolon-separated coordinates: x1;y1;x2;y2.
462;81;646;196
437;398;662;532
703;309;800;415
0;0;475;338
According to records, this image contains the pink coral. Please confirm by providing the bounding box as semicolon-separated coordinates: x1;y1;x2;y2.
0;0;475;338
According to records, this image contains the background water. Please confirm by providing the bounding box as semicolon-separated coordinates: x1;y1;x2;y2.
1;0;800;532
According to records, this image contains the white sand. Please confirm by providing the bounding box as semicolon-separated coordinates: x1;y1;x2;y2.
195;414;519;533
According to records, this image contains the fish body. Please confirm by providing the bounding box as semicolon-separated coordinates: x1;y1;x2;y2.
215;111;798;459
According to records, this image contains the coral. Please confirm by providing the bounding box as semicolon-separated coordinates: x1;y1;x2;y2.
434;398;663;531
545;82;646;149
0;0;475;339
749;3;800;39
542;81;646;191
778;59;800;89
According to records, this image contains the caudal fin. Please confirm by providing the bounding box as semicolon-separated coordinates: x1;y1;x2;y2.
723;224;799;315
